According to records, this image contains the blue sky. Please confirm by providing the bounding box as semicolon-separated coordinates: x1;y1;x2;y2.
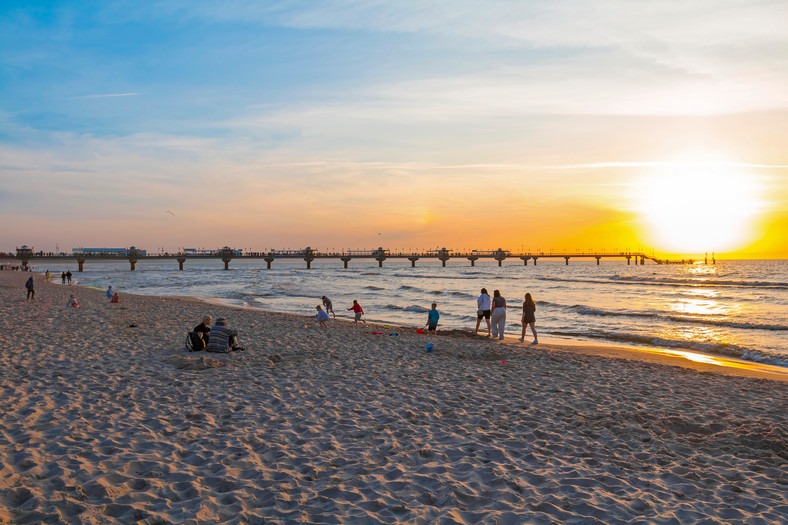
2;1;787;255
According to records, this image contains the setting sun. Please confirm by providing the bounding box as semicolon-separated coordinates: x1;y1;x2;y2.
636;162;763;254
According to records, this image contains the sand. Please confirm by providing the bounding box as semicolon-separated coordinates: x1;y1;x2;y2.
0;271;786;524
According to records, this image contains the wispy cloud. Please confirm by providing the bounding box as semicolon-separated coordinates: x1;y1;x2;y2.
68;93;142;100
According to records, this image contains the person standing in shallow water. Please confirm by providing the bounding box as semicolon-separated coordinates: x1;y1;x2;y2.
490;289;507;340
519;293;538;344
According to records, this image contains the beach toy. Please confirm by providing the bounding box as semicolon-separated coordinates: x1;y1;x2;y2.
383;325;389;329
502;360;506;364
416;328;423;334
390;333;398;336
371;331;383;335
426;344;434;353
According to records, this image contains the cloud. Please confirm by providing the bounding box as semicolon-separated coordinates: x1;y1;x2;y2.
68;93;142;99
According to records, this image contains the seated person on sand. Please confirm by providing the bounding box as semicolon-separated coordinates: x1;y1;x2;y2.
205;317;244;353
193;315;212;346
67;295;80;308
316;305;330;327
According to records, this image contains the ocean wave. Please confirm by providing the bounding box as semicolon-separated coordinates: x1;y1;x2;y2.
549;330;788;367
364;285;385;290
392;273;477;280
572;305;788;331
538;275;788;289
386;304;431;313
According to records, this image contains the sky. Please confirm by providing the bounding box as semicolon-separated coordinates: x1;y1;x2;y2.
1;0;787;258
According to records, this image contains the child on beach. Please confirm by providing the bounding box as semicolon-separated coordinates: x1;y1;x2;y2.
321;296;336;318
111;292;119;303
106;286;113;300
67;295;80;308
316;305;330;327
348;300;366;326
426;303;439;334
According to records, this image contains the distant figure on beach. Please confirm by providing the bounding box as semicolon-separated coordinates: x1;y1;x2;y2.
475;288;492;337
316;305;330;327
66;270;72;284
205;317;244;353
519;292;538;344
106;286;113;300
111;292;119;303
67;295;80;308
321;296;336;318
426;303;439;334
348;300;366;326
61;272;66;285
25;277;34;299
193;315;212;347
491;289;507;340
45;270;51;282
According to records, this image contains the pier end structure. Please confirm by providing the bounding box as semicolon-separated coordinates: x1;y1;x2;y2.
438;248;451;267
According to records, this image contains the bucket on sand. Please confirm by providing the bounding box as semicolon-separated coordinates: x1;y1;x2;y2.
426;344;434;353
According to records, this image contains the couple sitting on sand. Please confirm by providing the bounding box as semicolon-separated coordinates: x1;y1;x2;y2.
193;315;245;353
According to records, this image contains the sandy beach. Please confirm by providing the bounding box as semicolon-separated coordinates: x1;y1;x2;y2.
0;271;786;524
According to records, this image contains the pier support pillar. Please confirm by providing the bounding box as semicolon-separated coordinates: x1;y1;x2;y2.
596;256;601;265
376;258;385;268
440;258;449;267
129;258;137;271
532;257;538;266
626;256;631;265
408;257;419;267
264;257;274;269
640;256;645;265
305;258;314;269
341;257;351;269
177;257;186;271
468;257;478;267
222;259;230;270
564;256;570;266
520;257;530;266
77;258;85;272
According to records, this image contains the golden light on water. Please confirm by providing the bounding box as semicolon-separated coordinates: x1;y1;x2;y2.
636;161;762;254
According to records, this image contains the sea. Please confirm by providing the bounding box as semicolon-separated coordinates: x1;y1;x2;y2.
44;258;788;368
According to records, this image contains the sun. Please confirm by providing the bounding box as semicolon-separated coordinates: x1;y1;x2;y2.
636;161;761;254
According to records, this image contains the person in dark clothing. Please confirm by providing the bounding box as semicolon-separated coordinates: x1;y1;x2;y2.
25;277;34;299
66;270;72;284
519;293;538;344
193;315;212;346
61;272;66;285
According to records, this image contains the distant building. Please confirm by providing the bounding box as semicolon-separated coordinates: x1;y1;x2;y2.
72;247;148;256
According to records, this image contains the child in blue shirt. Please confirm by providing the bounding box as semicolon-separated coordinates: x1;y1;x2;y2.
426;303;439;334
316;305;330;327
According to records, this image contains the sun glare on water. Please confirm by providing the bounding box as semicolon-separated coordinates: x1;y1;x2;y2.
637;161;761;254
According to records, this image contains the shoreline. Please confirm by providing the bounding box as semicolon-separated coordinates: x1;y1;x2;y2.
11;270;788;382
197;290;788;383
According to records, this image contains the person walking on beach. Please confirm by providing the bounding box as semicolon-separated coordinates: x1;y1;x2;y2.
475;288;492;337
322;296;336;318
106;286;113;300
61;272;66;285
316;305;330;327
348;300;366;326
66;270;72;284
25;276;34;299
426;303;439;334
519;293;538;344
491;289;507;340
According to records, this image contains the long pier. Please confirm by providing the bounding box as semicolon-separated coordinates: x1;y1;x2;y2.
8;247;694;272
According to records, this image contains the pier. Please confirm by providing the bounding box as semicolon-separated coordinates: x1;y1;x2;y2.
8;246;694;272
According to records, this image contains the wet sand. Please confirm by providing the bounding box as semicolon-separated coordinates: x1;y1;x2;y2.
1;271;786;523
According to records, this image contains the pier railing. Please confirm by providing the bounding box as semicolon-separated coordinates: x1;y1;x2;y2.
8;246;697;272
